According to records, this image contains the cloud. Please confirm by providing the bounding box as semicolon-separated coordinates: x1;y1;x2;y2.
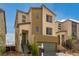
58;18;79;23
6;33;15;46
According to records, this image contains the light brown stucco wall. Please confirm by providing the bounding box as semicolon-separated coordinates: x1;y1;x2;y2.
42;6;56;36
31;8;42;35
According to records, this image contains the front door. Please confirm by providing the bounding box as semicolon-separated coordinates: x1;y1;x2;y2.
21;31;28;54
62;35;65;46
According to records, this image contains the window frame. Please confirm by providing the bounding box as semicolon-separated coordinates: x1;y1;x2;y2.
36;12;40;20
36;26;39;32
46;15;52;23
46;27;52;35
22;15;26;23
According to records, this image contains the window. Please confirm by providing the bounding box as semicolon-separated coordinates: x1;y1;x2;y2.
72;22;77;39
22;15;26;23
36;12;39;20
59;23;61;25
58;35;60;44
36;13;39;20
36;15;39;20
36;26;39;32
58;24;61;27
58;27;61;30
58;23;61;27
46;27;52;35
46;15;52;23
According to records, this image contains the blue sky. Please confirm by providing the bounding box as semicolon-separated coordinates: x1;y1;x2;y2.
0;3;79;33
0;3;79;45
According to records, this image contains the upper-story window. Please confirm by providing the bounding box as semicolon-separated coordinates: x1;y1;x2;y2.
36;26;39;32
36;12;40;20
22;15;26;23
58;23;61;30
46;15;52;23
46;27;52;35
58;27;61;30
58;23;61;26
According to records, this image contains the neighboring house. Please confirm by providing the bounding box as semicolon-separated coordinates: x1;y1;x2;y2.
15;5;58;56
56;19;79;46
0;9;6;48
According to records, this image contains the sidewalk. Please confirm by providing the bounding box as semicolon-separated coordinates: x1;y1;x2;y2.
56;52;73;56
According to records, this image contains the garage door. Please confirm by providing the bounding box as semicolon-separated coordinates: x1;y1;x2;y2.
38;43;57;56
43;43;57;56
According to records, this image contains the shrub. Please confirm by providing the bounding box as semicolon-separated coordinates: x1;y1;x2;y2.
26;40;39;56
65;36;77;49
0;46;5;54
0;34;5;55
31;42;39;56
71;40;79;50
27;40;32;51
65;40;72;49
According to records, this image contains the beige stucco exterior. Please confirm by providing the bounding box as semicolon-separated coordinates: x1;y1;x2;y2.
61;20;72;37
15;4;79;52
0;9;6;47
56;31;67;46
42;6;56;36
17;24;32;52
77;23;79;40
31;8;42;35
15;5;58;52
18;12;30;23
56;20;79;46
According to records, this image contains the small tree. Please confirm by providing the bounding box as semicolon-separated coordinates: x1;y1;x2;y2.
27;40;39;56
65;36;76;49
31;42;39;56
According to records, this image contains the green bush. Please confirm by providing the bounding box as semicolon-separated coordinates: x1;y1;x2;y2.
62;42;66;48
31;42;39;56
66;40;72;49
0;46;5;54
65;36;77;49
0;34;5;55
26;40;39;56
27;40;32;51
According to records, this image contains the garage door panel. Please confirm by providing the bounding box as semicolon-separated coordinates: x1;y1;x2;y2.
43;43;57;56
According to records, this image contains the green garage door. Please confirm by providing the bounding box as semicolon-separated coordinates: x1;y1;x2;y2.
43;43;57;56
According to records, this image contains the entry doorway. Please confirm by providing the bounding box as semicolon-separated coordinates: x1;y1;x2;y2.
62;35;65;46
21;30;28;54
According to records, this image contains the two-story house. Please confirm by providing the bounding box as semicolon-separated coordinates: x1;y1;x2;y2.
56;19;79;46
15;5;58;56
